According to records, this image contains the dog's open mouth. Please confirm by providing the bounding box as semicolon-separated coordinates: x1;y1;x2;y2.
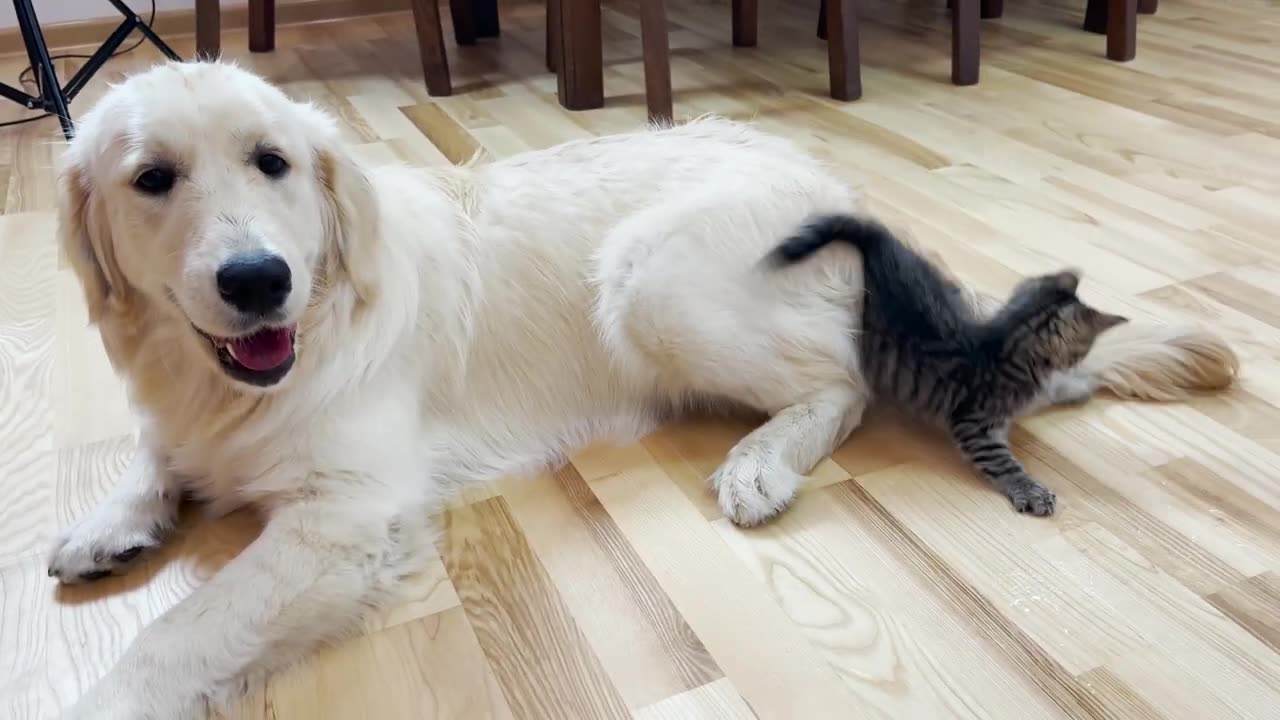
196;324;298;387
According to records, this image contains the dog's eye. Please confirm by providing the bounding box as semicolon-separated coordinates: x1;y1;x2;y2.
133;167;175;195
256;152;289;178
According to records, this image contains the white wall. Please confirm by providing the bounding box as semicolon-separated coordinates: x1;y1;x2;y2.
2;0;196;28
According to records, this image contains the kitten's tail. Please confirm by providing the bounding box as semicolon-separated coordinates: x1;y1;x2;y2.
761;212;894;268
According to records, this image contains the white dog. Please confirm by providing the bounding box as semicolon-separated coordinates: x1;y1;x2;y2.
49;60;1237;719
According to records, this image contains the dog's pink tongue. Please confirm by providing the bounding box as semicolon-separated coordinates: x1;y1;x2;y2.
230;328;293;371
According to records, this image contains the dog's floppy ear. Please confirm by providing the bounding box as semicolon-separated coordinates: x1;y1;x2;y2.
309;110;379;306
56;154;127;322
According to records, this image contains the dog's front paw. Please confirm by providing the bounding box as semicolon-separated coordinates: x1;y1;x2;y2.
710;445;801;527
47;493;176;584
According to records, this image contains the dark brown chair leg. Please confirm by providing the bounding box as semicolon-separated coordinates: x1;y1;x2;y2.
248;0;274;52
1085;0;1141;49
451;0;478;45
952;0;979;85
475;0;500;37
1107;0;1136;60
981;0;1004;19
546;0;560;71
640;0;673;122
817;0;826;40
557;0;604;110
195;0;220;60
732;0;758;47
1083;0;1105;32
826;0;860;101
411;0;452;96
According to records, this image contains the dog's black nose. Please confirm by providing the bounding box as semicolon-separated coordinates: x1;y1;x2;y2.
216;253;292;315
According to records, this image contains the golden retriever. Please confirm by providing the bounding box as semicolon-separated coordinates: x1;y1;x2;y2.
50;60;1237;719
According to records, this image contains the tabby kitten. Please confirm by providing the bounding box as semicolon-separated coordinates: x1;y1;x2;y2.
763;213;1127;516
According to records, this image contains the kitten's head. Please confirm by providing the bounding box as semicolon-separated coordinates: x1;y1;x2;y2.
998;269;1129;372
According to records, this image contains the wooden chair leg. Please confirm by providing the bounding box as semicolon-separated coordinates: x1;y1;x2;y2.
411;0;452;96
1083;0;1105;32
952;0;979;85
826;0;860;101
1107;0;1136;61
546;0;560;71
450;0;478;45
1085;0;1142;50
817;0;826;40
640;0;673;123
475;0;500;37
248;0;274;52
732;0;757;47
195;0;220;60
981;0;1004;19
557;0;604;110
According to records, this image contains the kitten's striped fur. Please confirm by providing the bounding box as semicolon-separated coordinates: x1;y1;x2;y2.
764;214;1128;515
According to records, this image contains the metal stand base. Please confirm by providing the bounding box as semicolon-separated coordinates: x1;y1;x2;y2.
0;0;182;140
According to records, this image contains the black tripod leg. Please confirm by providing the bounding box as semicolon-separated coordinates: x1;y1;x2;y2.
136;22;182;60
107;0;182;60
13;0;73;138
63;21;135;102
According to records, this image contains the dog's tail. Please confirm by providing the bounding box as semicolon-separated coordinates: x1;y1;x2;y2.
1078;321;1239;400
954;267;1239;401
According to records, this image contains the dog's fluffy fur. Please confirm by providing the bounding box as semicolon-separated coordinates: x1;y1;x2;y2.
50;61;1238;719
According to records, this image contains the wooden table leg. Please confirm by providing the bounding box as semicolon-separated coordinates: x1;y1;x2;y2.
826;0;860;101
411;0;452;96
556;0;604;110
195;0;220;59
981;0;1004;19
1138;0;1157;14
732;0;757;47
1107;0;1136;61
952;0;979;85
817;0;826;40
640;0;672;123
248;0;274;52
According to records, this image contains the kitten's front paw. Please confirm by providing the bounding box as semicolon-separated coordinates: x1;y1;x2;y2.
47;493;176;584
710;445;800;527
1007;481;1057;516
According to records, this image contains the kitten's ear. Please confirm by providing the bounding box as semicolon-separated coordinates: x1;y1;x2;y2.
1093;310;1128;331
1052;269;1082;293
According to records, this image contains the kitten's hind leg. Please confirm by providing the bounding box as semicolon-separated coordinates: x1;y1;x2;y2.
950;418;1057;516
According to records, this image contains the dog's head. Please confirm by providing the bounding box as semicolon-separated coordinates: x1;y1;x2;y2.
57;60;378;391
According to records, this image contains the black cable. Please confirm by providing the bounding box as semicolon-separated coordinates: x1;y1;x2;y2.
0;0;157;129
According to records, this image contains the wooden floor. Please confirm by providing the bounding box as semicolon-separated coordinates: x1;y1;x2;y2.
3;0;1280;717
